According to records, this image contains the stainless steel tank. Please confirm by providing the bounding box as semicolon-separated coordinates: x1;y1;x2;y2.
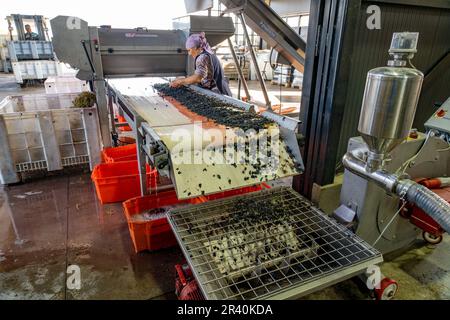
358;66;423;157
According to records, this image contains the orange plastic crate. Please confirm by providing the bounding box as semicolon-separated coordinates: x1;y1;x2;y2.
101;144;137;163
91;160;157;204
117;115;132;132
201;183;270;201
123;190;204;252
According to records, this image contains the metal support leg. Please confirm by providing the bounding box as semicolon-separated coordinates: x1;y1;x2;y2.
237;63;242;100
82;108;102;170
108;88;116;136
238;13;271;110
88;26;112;148
227;38;251;101
107;87;118;146
136;118;148;196
94;80;112;148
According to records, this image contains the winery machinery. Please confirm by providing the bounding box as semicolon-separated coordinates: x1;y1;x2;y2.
50;0;450;299
336;33;450;256
51;14;235;148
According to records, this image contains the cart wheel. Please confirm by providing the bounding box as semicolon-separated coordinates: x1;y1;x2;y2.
374;278;398;300
422;231;443;245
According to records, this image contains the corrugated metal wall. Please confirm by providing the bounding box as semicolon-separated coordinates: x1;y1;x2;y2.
337;1;450;163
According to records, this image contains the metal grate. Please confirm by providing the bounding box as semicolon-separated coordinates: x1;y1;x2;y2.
62;155;89;167
168;187;382;300
16;160;47;172
15;156;89;172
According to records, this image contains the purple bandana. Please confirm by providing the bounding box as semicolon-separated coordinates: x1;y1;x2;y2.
186;32;213;54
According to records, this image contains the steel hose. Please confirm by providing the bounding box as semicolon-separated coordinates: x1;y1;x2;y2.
396;180;450;234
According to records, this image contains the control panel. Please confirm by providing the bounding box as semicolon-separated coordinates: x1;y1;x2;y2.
424;97;450;142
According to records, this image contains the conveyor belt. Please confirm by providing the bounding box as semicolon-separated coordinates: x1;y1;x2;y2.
168;187;383;300
108;78;303;199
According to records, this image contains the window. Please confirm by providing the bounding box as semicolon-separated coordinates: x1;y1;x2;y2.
281;13;310;41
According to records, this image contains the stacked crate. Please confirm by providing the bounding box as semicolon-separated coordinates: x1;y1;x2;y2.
292;69;304;89
7;40;60;84
0;93;102;184
44;76;89;94
271;65;292;86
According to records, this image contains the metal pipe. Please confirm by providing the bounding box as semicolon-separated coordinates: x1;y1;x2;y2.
342;151;398;193
343;150;450;233
227;38;251;100
238;13;271;110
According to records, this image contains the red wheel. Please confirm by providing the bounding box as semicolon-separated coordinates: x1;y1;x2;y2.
374;278;398;300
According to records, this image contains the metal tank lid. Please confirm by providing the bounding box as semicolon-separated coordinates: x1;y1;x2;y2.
368;66;424;78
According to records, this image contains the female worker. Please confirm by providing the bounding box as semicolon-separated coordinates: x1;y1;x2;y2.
170;32;232;96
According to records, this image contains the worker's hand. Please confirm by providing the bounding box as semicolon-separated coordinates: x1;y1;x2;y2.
170;78;184;88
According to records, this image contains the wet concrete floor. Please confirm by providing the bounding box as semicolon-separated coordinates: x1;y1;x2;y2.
0;172;182;299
